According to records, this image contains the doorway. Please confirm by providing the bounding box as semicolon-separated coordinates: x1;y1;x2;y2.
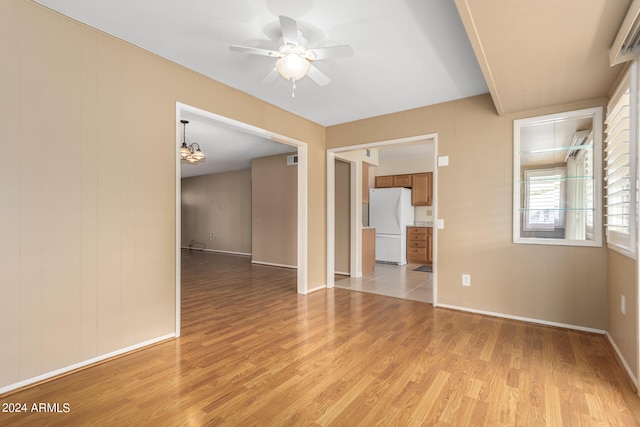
326;134;438;305
175;102;309;336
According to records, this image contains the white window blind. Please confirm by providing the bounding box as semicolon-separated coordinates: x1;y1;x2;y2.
605;67;636;257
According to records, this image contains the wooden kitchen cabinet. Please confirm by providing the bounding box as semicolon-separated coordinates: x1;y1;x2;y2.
393;174;412;187
411;172;433;206
407;227;432;264
375;173;412;188
374;175;394;188
362;227;376;274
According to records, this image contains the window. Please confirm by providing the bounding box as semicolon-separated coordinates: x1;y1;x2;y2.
523;167;566;231
513;107;603;246
605;65;636;258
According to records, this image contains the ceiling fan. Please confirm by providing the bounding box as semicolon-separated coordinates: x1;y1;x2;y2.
229;16;353;96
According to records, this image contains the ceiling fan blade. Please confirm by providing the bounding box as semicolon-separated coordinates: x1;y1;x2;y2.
229;45;279;57
261;68;280;84
307;45;353;60
279;16;299;46
307;65;331;86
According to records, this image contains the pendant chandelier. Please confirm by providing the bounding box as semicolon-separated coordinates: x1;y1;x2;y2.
179;120;206;163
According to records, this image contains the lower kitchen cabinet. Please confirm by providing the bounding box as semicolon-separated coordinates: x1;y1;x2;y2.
407;226;432;264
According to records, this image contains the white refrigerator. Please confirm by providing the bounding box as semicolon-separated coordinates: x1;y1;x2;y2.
369;187;414;265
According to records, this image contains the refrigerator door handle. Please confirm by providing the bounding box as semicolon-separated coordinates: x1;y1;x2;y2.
395;197;402;230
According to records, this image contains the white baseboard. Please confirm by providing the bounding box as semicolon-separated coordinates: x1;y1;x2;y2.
334;271;350;276
434;303;607;334
307;285;327;294
0;333;175;395
251;260;297;269
605;332;639;389
180;246;251;257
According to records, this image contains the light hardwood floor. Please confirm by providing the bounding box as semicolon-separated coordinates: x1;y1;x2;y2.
1;250;639;426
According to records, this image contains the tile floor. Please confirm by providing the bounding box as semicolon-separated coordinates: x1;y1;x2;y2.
334;262;433;303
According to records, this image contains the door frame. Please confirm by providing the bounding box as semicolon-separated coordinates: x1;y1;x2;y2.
175;102;309;336
326;133;438;305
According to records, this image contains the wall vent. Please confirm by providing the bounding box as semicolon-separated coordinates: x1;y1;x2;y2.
287;154;298;166
611;0;640;66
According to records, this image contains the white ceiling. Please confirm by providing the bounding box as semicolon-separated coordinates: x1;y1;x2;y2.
33;0;631;178
33;0;488;127
179;109;296;178
34;0;489;177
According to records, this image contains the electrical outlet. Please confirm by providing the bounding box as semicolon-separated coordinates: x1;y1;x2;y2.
462;274;471;287
208;233;215;239
621;294;626;315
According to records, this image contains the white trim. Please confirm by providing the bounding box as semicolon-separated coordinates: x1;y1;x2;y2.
636;60;640;398
175;108;182;337
326;151;336;288
334;271;350;276
180;247;251;257
435;303;606;334
432;138;439;306
251;260;298;270
296;143;308;294
176;102;309;297
307;285;327;294
608;242;637;260
606;332;640;389
351;160;362;277
0;334;175;395
326;133;438;305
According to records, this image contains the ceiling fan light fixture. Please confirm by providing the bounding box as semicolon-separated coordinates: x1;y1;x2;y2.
276;52;311;81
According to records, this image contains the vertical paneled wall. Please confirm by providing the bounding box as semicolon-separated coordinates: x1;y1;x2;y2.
0;0;325;391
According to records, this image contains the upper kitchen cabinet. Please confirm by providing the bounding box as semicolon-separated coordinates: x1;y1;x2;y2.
375;173;412;188
375;175;394;188
412;173;433;206
393;174;412;187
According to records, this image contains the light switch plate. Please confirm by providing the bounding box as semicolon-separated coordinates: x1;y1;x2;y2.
438;156;449;167
437;219;444;229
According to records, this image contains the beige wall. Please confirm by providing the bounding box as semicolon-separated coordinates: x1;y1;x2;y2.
181;169;252;254
327;94;609;330
373;147;434;176
0;0;325;391
251;153;298;267
608;250;638;379
335;160;351;274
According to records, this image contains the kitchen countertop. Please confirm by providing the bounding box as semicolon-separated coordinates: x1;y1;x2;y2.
411;221;433;227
